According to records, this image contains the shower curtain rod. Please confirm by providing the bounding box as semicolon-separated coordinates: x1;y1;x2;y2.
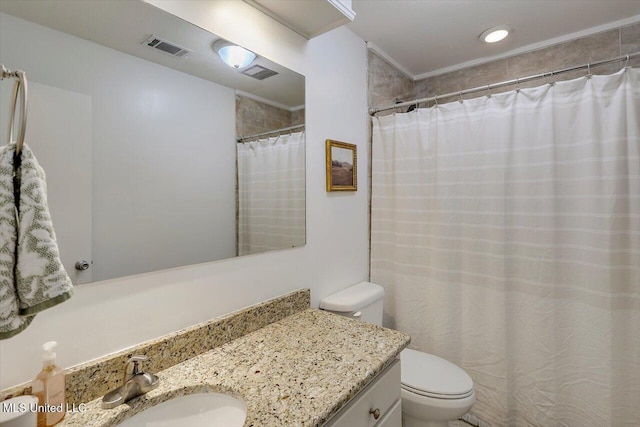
370;51;640;115
237;123;305;142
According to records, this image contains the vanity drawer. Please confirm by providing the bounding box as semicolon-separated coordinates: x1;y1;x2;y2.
325;359;401;427
376;398;401;427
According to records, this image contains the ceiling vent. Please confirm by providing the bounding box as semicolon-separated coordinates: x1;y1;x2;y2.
241;65;278;80
143;35;192;58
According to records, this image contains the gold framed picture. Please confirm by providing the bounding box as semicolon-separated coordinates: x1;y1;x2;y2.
326;139;357;192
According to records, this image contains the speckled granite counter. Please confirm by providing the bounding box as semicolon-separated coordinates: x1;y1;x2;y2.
1;289;311;405
59;309;410;427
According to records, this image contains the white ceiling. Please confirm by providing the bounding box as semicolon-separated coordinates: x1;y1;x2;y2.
348;0;640;79
0;0;305;108
4;0;639;89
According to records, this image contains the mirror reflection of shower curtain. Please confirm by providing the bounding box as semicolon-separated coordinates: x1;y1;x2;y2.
237;131;305;256
371;69;640;426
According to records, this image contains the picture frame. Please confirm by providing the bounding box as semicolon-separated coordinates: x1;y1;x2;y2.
326;139;357;192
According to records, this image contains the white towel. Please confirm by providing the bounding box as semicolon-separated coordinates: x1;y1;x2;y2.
0;143;73;339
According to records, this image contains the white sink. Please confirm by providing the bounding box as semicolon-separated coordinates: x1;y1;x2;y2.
117;393;247;427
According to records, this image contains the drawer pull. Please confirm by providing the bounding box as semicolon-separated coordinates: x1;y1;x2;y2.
369;408;381;420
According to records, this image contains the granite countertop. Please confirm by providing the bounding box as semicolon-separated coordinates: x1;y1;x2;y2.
59;308;410;427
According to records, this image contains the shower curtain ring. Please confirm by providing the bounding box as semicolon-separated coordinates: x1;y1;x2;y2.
434;97;438;107
623;54;630;69
393;98;402;114
515;77;520;92
458;92;464;103
587;62;592;78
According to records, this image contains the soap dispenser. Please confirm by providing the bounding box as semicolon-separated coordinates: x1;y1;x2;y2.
32;341;66;426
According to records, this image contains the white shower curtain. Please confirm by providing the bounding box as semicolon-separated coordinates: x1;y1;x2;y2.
371;69;640;426
237;131;305;256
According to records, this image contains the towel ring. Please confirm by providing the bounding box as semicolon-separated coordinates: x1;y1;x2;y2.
8;71;28;154
2;65;28;155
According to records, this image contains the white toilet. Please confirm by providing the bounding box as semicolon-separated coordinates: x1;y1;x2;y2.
319;282;475;427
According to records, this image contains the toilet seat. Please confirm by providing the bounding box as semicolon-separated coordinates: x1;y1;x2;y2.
402;383;474;400
400;349;474;400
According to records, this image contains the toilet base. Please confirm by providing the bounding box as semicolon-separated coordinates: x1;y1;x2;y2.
402;412;449;427
401;387;474;427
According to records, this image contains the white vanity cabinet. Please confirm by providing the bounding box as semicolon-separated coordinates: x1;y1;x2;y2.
324;359;401;427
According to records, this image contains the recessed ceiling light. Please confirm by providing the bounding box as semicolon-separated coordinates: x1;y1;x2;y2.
480;25;512;43
213;39;256;69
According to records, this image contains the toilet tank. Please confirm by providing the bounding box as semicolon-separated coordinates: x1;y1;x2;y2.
319;282;384;326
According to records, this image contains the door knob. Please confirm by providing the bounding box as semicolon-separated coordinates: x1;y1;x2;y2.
75;260;90;271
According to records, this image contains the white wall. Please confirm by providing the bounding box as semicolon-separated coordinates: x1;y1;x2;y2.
0;2;368;389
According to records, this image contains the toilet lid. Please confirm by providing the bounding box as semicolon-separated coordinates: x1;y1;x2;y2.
400;349;474;398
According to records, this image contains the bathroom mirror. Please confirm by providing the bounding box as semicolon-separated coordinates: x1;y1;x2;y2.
0;0;305;284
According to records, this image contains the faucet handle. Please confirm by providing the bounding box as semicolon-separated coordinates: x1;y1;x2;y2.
124;355;148;382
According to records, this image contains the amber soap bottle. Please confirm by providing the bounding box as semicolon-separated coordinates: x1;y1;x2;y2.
32;341;66;426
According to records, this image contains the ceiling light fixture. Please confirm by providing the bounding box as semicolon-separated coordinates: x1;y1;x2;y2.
213;40;256;69
480;25;512;43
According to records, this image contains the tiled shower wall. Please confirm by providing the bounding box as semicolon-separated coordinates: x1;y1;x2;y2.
368;21;640;111
368;51;414;111
236;95;305;139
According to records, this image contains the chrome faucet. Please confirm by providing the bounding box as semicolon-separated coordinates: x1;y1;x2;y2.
102;355;159;409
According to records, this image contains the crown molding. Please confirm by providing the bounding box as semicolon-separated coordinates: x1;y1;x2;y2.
366;42;414;80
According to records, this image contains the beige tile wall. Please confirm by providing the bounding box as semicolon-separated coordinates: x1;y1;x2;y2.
236;95;305;140
621;23;640;62
290;108;305;126
367;51;413;114
413;22;640;103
